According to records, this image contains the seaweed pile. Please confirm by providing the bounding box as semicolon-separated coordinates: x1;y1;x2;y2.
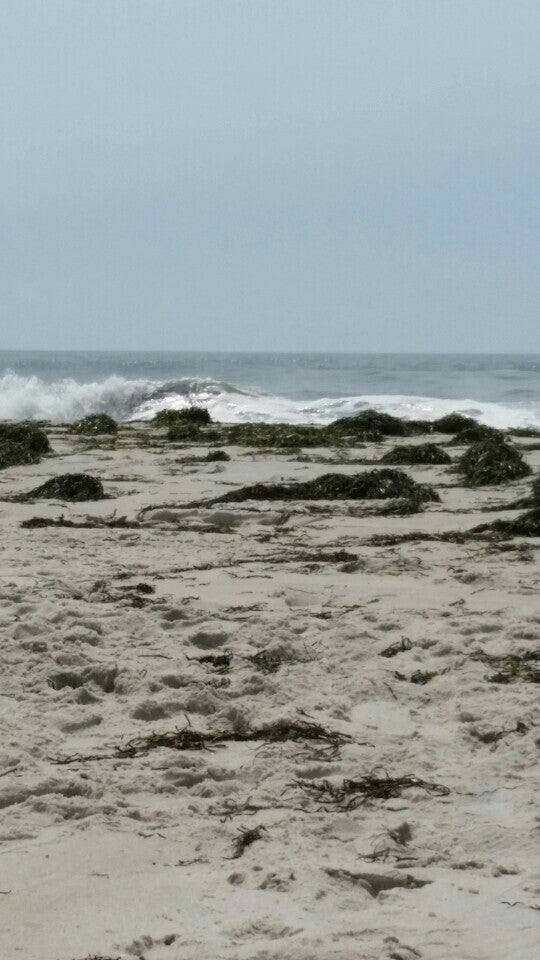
150;408;536;454
0;440;38;470
156;406;212;426
70;414;118;435
432;413;477;434
0;422;51;453
330;409;410;438
220;422;350;449
450;424;501;445
198;469;440;506
381;443;451;466
0;422;51;469
455;437;531;486
15;473;106;502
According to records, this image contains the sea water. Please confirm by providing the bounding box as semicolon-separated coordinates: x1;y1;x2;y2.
0;351;539;429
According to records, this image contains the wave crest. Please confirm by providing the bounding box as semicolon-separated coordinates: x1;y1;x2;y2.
0;371;539;429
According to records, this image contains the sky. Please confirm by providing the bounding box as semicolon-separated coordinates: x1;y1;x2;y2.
1;0;539;353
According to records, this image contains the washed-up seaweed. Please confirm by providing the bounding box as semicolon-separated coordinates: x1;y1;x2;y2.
21;514;138;529
381;443;451;465
471;650;540;684
244;643;316;674
155;406;212;426
229;825;266;859
293;774;449;810
187;652;232;673
379;638;413;658
0;421;50;468
204;449;230;462
0;421;51;454
14;473;106;502
195;469;439;506
480;475;540;512
507;427;540;438
449;425;501;444
176;448;231;464
498;475;540;511
432;413;478;434
475;507;540;539
70;414;118;435
51;717;352;764
455;437;531;486
244;649;285;674
220;422;353;448
69;955;123;960
395;669;438;685
0;440;39;470
369;504;540;546
330;409;409;437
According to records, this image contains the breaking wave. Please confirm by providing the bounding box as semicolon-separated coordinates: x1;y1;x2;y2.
0;371;539;430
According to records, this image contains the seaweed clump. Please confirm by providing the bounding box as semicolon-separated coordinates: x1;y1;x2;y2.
432;413;477;434
156;406;212;426
17;473;106;502
381;443;451;466
203;469;439;506
450;424;501;445
229;825;266;859
71;414;118;435
0;440;39;470
330;409;408;438
222;422;349;449
0;422;51;455
456;437;531;486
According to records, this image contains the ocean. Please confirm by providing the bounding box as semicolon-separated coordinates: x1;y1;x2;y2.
1;351;539;429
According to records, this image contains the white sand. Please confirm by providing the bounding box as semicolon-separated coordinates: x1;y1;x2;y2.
0;426;539;960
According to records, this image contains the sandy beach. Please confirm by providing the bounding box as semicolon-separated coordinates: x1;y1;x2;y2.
0;419;539;960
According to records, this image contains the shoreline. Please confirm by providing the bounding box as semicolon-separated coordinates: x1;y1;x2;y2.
0;418;538;960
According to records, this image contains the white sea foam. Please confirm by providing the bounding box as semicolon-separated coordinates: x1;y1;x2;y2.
0;371;539;429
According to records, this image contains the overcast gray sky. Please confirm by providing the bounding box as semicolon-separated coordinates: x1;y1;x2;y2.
1;0;538;352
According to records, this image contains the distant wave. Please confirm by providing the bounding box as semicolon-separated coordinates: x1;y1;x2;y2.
0;371;539;429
